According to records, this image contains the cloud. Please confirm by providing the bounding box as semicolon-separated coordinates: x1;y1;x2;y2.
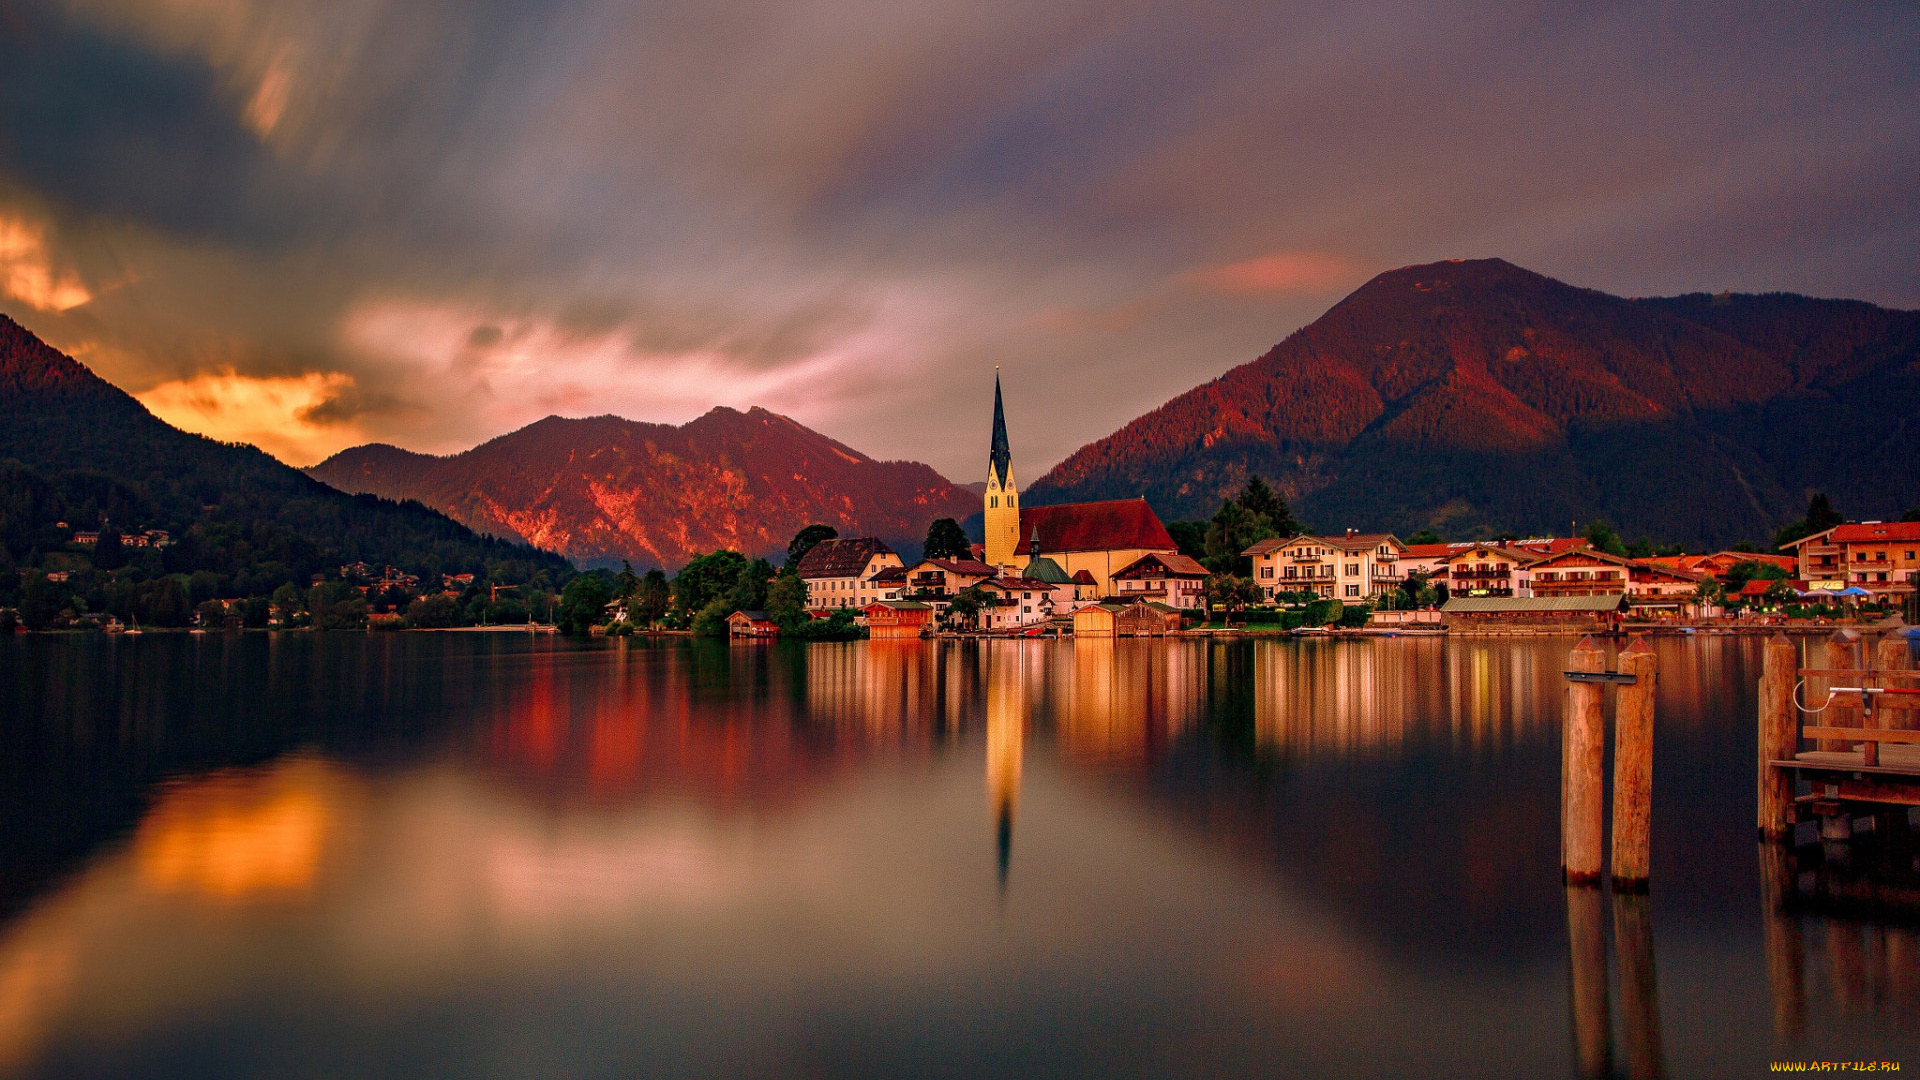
135;368;371;466
1185;253;1365;298
0;217;90;311
0;0;1914;481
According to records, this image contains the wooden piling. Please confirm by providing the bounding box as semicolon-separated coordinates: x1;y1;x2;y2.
1612;637;1656;892
1565;885;1612;1080
1613;891;1667;1080
1758;634;1800;842
1819;630;1863;752
1563;636;1608;886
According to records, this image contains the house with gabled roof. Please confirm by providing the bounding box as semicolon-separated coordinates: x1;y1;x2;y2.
1244;531;1407;602
797;537;903;611
1111;552;1209;611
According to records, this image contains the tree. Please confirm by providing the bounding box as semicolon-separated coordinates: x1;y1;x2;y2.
1405;529;1442;546
766;571;809;630
634;569;671;626
1807;493;1843;532
1203;499;1260;575
1775;493;1845;550
405;593;461;628
1903;507;1920;523
691;597;732;637
557;574;613;636
923;518;972;561
946;584;988;631
1205;574;1263;624
1166;521;1208;560
673;550;749;612
270;582;304;625
93;528;125;571
614;560;640;599
786;525;838;571
1692;579;1725;611
1583;520;1627;557
724;557;777;612
1236;475;1299;538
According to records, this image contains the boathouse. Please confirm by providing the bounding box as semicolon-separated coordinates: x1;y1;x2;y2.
864;601;932;639
726;610;780;637
1440;594;1628;634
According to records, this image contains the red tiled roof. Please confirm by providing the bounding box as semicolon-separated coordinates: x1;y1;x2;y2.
1832;522;1920;544
1113;552;1209;578
1072;569;1097;585
1014;499;1176;556
796;537;896;578
914;558;997;576
1400;543;1452;559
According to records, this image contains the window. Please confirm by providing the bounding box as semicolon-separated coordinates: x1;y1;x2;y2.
1908;552;1916;560
1284;566;1296;579
1345;584;1360;597
1857;552;1867;562
1346;563;1359;576
1877;551;1888;561
990;496;998;508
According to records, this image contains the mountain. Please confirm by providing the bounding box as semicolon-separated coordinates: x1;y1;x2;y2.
0;315;570;585
1028;259;1920;547
308;410;979;569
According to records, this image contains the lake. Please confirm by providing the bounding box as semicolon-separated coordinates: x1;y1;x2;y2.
1;632;1915;1078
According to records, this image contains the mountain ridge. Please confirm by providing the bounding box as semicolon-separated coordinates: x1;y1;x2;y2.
309;408;978;569
0;314;571;585
1027;259;1920;547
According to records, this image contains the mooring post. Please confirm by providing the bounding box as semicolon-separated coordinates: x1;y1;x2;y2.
1563;636;1607;886
1820;629;1862;753
1878;634;1912;738
1612;637;1656;891
1758;634;1800;842
1565;885;1612;1080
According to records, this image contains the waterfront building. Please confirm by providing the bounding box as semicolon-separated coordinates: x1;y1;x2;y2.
798;537;904;611
1525;547;1634;598
1431;543;1540;598
1110;552;1210;611
1784;522;1920;599
863;601;932;639
1243;532;1407;602
726;610;779;636
902;557;997;599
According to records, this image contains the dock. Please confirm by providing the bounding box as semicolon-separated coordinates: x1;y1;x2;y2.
1759;631;1920;841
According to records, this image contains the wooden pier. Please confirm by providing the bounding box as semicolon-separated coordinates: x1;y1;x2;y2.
1759;630;1920;839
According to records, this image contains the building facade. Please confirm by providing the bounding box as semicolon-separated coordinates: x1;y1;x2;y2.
1110;553;1210;611
797;537;904;611
1246;532;1407;602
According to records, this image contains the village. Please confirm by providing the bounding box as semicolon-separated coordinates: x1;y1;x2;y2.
723;376;1920;640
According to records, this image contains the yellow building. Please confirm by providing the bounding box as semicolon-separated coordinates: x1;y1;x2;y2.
979;373;1178;596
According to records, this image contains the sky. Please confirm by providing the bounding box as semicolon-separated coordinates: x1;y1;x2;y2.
1;0;1916;479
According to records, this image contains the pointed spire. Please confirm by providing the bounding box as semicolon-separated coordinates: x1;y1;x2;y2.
989;369;1011;486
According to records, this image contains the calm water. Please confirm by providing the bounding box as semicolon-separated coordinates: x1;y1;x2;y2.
0;632;1915;1078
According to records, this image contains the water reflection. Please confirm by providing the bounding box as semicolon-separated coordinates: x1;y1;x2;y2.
134;758;348;903
2;634;1919;1077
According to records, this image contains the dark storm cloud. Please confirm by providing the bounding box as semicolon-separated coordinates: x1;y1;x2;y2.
0;0;1913;471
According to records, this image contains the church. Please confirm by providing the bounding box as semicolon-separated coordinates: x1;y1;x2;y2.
980;372;1180;597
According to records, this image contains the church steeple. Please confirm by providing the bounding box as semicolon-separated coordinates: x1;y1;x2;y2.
983;368;1020;568
989;371;1012;487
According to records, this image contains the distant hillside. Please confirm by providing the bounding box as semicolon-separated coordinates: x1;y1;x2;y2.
0;315;569;583
309;410;978;569
1028;259;1920;547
